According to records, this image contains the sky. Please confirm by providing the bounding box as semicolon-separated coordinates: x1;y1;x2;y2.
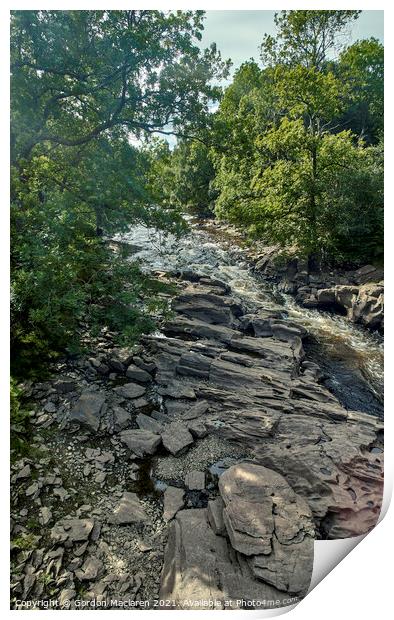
199;10;384;73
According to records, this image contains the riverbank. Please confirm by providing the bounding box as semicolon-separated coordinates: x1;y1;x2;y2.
196;219;384;333
10;222;384;609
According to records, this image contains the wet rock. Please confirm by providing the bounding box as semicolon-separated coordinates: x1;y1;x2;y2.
114;382;146;400
119;429;161;457
163;486;185;522
173;288;243;326
314;284;384;331
184;470;205;490
161;422;194;456
69;391;106;432
126;364;152;383
109;492;149;525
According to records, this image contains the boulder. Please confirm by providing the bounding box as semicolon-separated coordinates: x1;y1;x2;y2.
69;391;106;432
161;422;194;456
119;429;161;457
159;509;296;610
163;486;185;522
219;463;314;595
125;364;152;383
316;288;337;305
335;285;359;309
113;382;146;400
51;518;95;545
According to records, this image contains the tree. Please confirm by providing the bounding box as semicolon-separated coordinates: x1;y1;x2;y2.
337;38;384;142
11;10;230;164
260;10;360;70
10;10;229;374
149;140;217;216
213;10;383;263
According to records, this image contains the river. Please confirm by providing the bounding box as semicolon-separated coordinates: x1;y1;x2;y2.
114;220;383;418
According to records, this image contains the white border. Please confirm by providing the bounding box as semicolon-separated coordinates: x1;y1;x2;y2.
1;2;392;618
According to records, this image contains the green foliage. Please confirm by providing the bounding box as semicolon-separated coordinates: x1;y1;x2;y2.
11;10;230;163
260;10;360;69
336;38;384;143
148;139;216;216
11;10;228;377
10;378;29;426
211;10;383;263
11;534;37;551
10;378;36;460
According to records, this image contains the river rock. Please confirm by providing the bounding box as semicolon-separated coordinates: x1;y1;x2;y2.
113;382;146;400
161;422;194;456
136;413;163;434
126;364;152;383
119;429;161;456
219;463;314;558
314;284;383;331
109;492;149;525
69;391;106;431
163;486;184;521
51;518;95;545
159;508;300;609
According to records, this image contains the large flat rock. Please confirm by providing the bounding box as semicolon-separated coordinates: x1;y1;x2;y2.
161;422;194;456
114;382;146;400
163;486;185;522
69;391;106;431
159;508;298;610
51;518;95;545
219;463;314;595
119;429;161;456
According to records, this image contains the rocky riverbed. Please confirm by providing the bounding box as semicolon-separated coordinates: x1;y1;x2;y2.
10;223;384;611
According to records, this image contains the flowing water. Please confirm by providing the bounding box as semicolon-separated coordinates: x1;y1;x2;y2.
114;221;383;417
